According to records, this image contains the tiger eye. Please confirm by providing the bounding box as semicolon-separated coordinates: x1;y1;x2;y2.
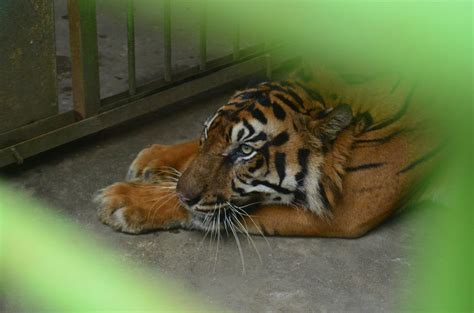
240;144;253;155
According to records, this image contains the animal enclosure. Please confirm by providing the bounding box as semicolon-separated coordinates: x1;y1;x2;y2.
0;0;296;168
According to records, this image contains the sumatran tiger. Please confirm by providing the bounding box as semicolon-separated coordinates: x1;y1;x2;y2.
95;67;441;238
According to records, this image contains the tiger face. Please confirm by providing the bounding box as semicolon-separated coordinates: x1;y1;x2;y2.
176;81;353;219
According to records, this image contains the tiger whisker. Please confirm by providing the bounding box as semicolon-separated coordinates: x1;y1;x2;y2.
143;189;175;222
213;208;221;271
227;205;262;263
158;166;182;173
227;210;246;274
145;188;175;221
209;206;217;251
229;203;270;249
147;192;177;225
198;213;214;249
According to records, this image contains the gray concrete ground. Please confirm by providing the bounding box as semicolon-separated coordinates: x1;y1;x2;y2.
1;85;425;312
1;2;427;312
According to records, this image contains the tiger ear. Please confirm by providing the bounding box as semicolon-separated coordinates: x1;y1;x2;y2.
309;104;353;141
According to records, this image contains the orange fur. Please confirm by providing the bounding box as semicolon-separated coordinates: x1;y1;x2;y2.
96;69;439;238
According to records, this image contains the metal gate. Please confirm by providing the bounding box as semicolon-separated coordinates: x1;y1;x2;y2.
0;0;296;168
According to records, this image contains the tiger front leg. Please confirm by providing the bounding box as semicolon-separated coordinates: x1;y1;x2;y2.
95;182;190;233
126;140;199;182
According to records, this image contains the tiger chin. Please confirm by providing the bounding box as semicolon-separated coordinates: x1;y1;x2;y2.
95;69;440;238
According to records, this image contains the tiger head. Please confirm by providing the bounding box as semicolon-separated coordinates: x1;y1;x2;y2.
176;81;354;217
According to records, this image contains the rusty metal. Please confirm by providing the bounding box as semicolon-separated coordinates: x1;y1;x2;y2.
0;112;76;149
127;0;137;95
0;0;296;168
0;0;58;134
163;0;172;81
0;47;298;168
67;0;100;119
99;44;266;111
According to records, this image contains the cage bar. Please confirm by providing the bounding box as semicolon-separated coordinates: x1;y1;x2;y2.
67;0;100;118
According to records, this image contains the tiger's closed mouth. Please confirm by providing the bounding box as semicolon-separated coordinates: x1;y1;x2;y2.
194;203;228;212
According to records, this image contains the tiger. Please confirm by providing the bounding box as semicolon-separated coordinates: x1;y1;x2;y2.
95;67;441;238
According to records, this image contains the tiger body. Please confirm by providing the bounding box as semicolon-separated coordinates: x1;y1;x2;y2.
96;69;439;237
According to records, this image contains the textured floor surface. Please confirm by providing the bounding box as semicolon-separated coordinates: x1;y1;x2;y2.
1;1;428;311
1;84;427;312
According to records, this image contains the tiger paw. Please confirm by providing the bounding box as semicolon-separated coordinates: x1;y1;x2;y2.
95;182;189;234
126;144;171;182
95;182;148;233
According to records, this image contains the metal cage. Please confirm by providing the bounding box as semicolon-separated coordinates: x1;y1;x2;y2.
0;0;296;168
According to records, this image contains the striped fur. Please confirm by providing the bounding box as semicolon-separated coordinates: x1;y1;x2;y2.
176;68;441;226
97;68;441;237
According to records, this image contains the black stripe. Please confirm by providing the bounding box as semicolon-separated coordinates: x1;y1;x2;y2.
274;94;301;113
346;162;385;172
242;119;255;140
250;107;268;124
398;147;441;174
354;130;403;144
295;149;310;186
277;81;304;106
249;158;264;173
261;82;286;93
236;128;245;141
231;180;247;196
294;82;326;107
238;91;258;100
286;88;305;108
318;182;330;209
367;85;415;132
357;111;374;131
257;93;271;107
294;148;311;207
251;180;292;194
293;190;307;206
271;102;286;120
246;132;267;143
274;152;286;185
227;101;246;108
270;131;289;146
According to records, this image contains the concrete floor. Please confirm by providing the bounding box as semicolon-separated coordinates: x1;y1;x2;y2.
1;2;427;311
1;84;425;312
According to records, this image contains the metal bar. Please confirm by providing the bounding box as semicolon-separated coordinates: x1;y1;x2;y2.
0;48;297;168
100;43;267;110
67;0;101;119
233;21;240;61
163;0;172;81
127;0;136;95
0;111;76;149
199;1;207;71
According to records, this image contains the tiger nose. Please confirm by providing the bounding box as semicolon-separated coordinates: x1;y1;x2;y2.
179;193;201;207
176;178;203;207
